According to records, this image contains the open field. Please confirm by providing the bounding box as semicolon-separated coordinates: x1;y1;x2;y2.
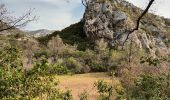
55;73;120;100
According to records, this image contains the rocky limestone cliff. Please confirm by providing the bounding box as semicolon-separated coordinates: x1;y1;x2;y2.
83;0;170;55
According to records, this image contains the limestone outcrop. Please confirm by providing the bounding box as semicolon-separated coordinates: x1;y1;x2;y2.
83;0;170;55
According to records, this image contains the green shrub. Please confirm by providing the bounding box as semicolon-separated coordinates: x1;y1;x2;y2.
65;57;89;74
61;90;73;100
0;45;98;99
0;45;24;98
65;57;80;71
94;80;113;100
0;45;62;99
130;74;170;100
0;45;22;69
79;90;89;100
34;50;49;59
90;60;107;72
51;63;69;75
28;57;50;76
116;72;170;100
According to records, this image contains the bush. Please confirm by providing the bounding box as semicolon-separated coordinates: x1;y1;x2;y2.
0;46;61;99
61;90;73;100
79;90;89;100
51;63;69;75
65;57;90;74
28;57;50;76
131;74;170;100
94;80;113;100
120;73;170;100
90;60;107;72
0;45;22;69
34;50;49;59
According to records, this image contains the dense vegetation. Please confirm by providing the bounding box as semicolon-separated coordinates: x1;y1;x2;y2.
0;32;169;99
0;0;170;99
0;45;74;99
37;21;95;51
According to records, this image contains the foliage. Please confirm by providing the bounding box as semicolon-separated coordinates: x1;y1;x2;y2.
0;45;66;99
34;50;49;59
50;63;69;75
140;56;168;66
28;57;51;76
35;31;128;74
61;90;73;100
47;35;65;56
82;39;126;73
65;57;85;74
0;45;22;69
94;80;113;100
52;38;127;74
37;21;95;51
131;74;170;100
79;90;89;100
164;18;170;26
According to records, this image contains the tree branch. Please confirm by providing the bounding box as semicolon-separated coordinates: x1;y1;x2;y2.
0;5;36;32
122;0;155;46
82;0;88;9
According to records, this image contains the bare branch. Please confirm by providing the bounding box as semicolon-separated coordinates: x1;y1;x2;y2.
122;0;155;46
0;5;36;32
82;0;88;9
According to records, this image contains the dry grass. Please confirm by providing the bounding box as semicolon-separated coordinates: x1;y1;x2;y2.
55;73;120;100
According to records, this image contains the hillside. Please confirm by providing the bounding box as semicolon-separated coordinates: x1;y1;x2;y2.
28;29;54;37
0;0;170;100
38;0;170;56
37;21;95;50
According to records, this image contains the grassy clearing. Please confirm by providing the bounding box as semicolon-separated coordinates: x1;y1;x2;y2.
55;73;120;100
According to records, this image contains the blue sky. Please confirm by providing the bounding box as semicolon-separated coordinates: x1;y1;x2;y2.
1;0;170;31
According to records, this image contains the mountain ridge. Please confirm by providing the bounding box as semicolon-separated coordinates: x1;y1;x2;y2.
28;29;55;37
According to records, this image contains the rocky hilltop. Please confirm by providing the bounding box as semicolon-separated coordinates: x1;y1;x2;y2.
83;0;170;55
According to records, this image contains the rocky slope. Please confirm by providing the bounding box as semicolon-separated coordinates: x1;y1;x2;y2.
29;29;54;37
83;0;170;55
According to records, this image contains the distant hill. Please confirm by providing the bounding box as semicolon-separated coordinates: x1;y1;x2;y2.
28;29;54;37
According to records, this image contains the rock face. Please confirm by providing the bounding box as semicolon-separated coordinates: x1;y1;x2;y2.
83;0;170;55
